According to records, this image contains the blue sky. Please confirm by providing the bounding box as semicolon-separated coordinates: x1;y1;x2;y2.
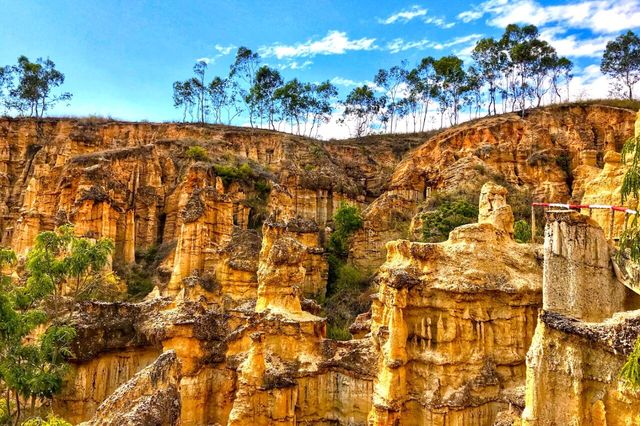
1;0;639;136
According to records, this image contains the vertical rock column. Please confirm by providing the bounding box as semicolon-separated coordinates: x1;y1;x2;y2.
228;228;326;425
542;210;624;322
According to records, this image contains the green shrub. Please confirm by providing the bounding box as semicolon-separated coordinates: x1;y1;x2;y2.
333;202;363;236
514;220;532;243
322;203;367;340
323;263;370;341
245;180;272;229
185;145;209;162
327;324;352;340
125;267;154;299
22;414;72;426
422;199;478;242
213;162;255;185
327;202;363;259
621;336;640;388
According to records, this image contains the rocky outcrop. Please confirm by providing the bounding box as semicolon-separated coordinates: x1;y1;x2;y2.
80;350;182;426
350;105;636;271
367;184;542;425
390;105;635;200
522;209;640;425
4;105;640;425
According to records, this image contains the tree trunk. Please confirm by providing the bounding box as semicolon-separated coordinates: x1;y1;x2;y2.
13;392;19;426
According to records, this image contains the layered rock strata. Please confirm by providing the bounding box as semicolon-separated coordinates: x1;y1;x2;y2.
367;183;542;425
522;210;640;425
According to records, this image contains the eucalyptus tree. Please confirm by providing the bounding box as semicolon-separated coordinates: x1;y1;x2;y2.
472;38;506;115
308;81;337;137
501;24;540;112
529;39;560;107
340;85;383;137
247;65;283;129
407;56;438;131
374;63;408;133
465;65;484;119
210;75;248;125
172;80;196;122
0;242;78;424
1;56;72;119
433;55;468;126
274;78;307;134
601;31;640;100
549;57;573;103
191;61;209;123
229;47;260;127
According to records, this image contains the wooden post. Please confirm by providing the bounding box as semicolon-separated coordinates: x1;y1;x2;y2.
609;209;615;240
531;205;536;243
624;212;629;234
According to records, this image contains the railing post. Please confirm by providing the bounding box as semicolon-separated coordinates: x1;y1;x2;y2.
609;209;615;240
531;205;536;243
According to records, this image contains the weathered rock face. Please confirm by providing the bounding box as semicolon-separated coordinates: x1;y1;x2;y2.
367;185;542;425
0;118;408;305
390;105;635;200
542;211;629;322
52;217;377;426
351;105;636;271
522;210;640;425
523;312;640;426
3;106;640;426
80;350;182;426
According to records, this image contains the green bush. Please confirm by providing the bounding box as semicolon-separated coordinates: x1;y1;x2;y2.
422;199;478;242
514;220;532;243
327;324;352;340
22;414;72;426
333;202;364;235
322;263;370;341
327;202;363;259
322;203;367;341
125;267;154;299
621;336;640;388
185;145;209;162
213;162;255;185
245;180;272;229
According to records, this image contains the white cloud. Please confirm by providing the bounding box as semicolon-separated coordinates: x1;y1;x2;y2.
424;16;456;29
569;64;610;100
379;5;428;24
458;0;640;34
379;5;455;28
330;77;382;91
259;31;377;59
278;60;313;70
387;34;483;53
330;77;363;87
386;38;432;53
539;27;609;57
214;44;236;55
195;43;237;65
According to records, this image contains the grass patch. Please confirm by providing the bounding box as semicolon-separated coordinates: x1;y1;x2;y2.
185;145;209;162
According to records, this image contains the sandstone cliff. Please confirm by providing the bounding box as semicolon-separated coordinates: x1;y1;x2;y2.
1;104;639;425
350;104;636;270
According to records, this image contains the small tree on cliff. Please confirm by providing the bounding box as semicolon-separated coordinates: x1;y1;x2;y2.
323;203;367;340
601;31;640;100
618;113;640;388
0;247;76;424
340;85;383;137
1;56;72;118
22;225;115;312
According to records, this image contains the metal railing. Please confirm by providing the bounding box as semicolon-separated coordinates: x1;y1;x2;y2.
531;202;638;242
